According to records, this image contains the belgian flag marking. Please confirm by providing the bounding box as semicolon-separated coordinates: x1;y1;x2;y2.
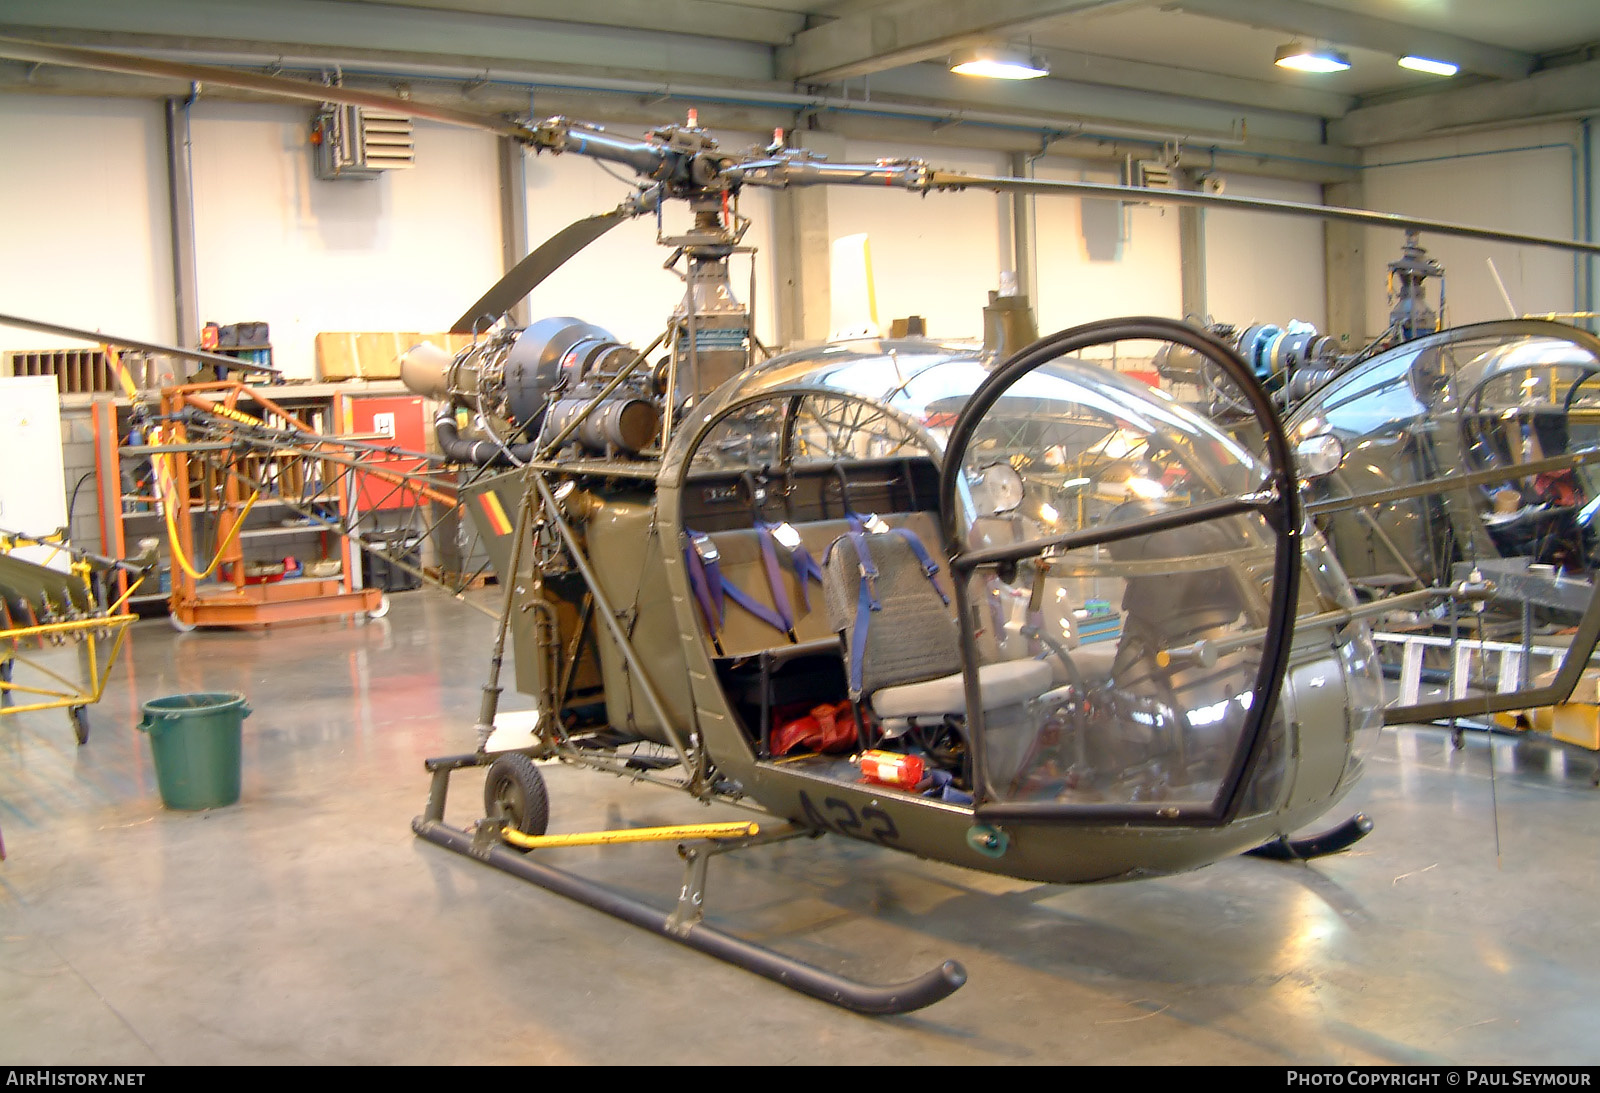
479;491;514;536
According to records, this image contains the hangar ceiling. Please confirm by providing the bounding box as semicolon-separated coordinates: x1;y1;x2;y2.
2;0;1599;176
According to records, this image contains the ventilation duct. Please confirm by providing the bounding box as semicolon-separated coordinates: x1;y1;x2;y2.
312;104;415;180
1121;155;1174;191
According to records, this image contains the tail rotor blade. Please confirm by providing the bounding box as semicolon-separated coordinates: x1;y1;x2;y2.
451;209;630;334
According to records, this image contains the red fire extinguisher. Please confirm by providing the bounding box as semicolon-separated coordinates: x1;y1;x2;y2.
858;750;925;789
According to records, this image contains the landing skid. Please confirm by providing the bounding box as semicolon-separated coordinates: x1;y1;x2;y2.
412;752;968;1015
1243;812;1373;862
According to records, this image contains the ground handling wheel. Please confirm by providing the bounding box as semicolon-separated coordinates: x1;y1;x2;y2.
483;753;549;838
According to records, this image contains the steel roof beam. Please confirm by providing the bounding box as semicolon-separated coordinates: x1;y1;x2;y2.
0;62;1359;182
1172;0;1535;81
325;0;807;46
1331;56;1600;146
1036;44;1354;118
777;0;1148;84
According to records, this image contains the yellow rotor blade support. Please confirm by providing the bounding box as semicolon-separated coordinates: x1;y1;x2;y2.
500;821;759;850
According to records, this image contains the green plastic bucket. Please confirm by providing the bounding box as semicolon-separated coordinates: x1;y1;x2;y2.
137;692;251;810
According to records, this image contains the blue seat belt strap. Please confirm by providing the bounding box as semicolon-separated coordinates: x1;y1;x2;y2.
754;526;797;640
846;512;951;606
845;534;880;701
888;526;951;604
790;541;824;612
844;527;880;611
756;519;824;613
687;529;792;639
721;575;792;637
684;530;726;643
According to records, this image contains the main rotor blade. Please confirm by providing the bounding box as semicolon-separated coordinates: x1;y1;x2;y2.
929;171;1600;256
451;209;632;334
0;312;282;376
0;36;533;140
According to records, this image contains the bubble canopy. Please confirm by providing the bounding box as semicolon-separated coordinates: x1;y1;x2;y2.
664;336;1271;510
658;319;1355;829
1287;319;1600;592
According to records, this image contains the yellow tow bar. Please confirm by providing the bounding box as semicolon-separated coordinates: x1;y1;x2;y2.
499;821;759;851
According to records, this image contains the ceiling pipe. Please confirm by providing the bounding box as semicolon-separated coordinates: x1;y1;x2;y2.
37;45;1250;149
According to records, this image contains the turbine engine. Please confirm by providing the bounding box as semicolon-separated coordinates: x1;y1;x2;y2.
401;316;661;463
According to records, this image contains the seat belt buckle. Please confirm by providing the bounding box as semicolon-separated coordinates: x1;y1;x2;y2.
859;567;882;612
691;533;720;564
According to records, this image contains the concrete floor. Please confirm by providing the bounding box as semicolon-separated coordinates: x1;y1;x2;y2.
2;589;1598;1065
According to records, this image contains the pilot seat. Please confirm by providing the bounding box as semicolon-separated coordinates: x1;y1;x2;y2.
821;524;1052;787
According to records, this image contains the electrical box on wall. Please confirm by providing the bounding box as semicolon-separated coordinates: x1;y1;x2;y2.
311;104;415;181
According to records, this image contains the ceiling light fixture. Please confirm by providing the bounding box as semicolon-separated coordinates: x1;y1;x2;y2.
1274;41;1351;74
1398;55;1459;76
950;45;1050;80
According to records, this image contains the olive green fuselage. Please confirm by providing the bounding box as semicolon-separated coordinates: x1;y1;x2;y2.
467;468;1364;887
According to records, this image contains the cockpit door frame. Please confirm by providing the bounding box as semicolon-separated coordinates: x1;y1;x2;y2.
937;317;1304;827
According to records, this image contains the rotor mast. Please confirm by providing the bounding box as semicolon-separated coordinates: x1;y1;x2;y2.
517;114;935;420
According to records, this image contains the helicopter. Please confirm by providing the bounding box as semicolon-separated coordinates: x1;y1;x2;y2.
6;35;1600;1016
1286;317;1600;730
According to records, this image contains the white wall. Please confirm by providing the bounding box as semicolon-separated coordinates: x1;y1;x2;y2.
0;95;173;350
0;94;506;379
1361;123;1582;335
831;139;1008;341
189;102;503;378
1033;157;1183;335
1032;162;1328;339
0;377;67;564
1204;174;1327;332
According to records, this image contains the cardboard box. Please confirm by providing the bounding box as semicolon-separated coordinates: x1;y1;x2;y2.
1550;706;1600;750
316;332;475;381
1531;667;1600;706
1524;668;1600;750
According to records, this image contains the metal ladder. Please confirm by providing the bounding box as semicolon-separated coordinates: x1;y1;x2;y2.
1372;630;1569;706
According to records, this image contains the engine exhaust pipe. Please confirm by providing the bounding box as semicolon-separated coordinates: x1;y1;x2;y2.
399;341;454;400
